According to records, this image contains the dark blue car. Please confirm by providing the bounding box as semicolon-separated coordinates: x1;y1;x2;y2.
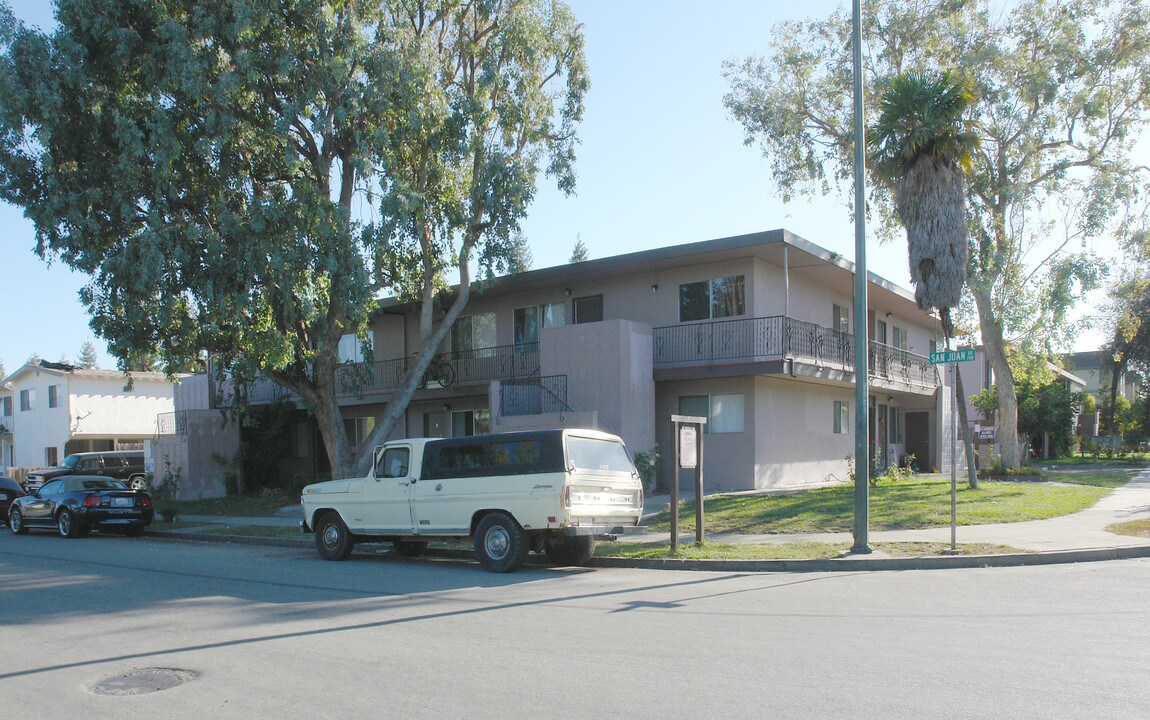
0;476;26;526
8;475;153;538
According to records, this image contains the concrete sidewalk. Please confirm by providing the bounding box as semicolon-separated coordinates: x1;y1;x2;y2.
149;467;1150;571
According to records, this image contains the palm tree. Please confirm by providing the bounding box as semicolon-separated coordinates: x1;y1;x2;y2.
870;69;980;487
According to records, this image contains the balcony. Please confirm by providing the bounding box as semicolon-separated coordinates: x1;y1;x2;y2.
653;316;938;392
335;342;541;399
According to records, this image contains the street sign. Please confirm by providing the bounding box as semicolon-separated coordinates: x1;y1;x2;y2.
929;348;976;364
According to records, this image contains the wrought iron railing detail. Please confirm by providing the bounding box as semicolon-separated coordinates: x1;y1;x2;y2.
500;374;571;417
334;342;541;398
155;411;187;437
653;315;937;388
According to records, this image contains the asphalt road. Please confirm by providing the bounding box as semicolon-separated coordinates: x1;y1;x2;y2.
3;532;1148;719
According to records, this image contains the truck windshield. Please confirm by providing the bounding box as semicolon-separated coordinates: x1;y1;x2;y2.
60;455;80;469
567;436;635;473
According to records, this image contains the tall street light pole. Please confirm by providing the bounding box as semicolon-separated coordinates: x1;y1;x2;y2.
850;0;871;554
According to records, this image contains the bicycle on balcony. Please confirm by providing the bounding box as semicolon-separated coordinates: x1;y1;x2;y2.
417;353;456;389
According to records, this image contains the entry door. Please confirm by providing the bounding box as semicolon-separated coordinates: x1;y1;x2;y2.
905;412;930;472
361;445;415;532
876;403;889;470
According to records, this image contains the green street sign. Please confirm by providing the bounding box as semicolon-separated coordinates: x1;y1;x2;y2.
929;348;976;364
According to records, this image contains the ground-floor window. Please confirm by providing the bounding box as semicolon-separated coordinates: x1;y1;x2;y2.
343;416;375;450
678;393;745;434
452;409;491;437
834;400;849;434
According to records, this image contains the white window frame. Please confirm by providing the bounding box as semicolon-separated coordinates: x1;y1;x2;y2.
834;400;849;434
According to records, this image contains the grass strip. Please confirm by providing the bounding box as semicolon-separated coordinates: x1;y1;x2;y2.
594;540;1026;560
1106;518;1150;538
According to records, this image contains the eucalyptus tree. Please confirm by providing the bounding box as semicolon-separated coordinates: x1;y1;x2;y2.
869;69;980;486
0;0;588;479
724;0;1145;468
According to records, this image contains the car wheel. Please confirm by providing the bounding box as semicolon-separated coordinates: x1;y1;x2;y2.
314;512;355;561
544;535;596;567
10;508;28;535
393;540;428;558
57;509;85;538
128;476;146;491
473;511;528;573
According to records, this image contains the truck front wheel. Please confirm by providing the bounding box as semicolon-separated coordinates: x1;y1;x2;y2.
474;512;528;573
545;535;596;566
315;512;355;561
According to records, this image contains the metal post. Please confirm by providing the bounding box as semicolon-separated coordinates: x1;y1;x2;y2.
850;0;871;554
695;426;705;545
950;361;958;553
670;419;680;552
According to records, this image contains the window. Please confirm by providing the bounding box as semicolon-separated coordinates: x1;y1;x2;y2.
889;407;903;444
679;276;745;322
2;396;10;417
40;478;62;495
833;304;850;334
45;447;58;466
452;409;491;437
338;331;373;364
876;318;888;344
375;447;410;479
678;394;745;434
48;385;59;409
514;302;565;348
422;435;566;480
343;416;375;450
574;295;604;324
19;389;35;412
892;326;908;350
452;313;496;354
834;401;849;434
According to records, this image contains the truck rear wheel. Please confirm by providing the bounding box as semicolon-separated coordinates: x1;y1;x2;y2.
474;512;528;573
315;512;355;561
545;535;595;566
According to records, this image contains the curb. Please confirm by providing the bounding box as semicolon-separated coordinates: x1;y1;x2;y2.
144;528;1150;572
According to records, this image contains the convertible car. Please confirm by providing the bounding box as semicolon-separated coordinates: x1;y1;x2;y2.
9;475;153;538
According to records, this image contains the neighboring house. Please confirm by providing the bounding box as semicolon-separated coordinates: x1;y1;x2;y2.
958;348;1087;461
1062;350;1143;403
177;229;960;495
1;361;176;472
1;383;13;470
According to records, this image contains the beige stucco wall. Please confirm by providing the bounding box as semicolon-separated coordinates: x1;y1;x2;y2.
753;377;855;489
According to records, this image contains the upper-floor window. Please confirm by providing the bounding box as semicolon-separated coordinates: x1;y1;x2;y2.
452;313;496;354
338;331;373;364
48;385;60;409
892;326;908;350
515;302;565;348
19;389;35;412
45;447;58;466
344;416;374;450
833;304;850;334
679;275;745;322
1;396;11;417
574;295;604;324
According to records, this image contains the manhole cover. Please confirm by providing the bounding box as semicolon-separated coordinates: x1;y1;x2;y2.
89;668;198;696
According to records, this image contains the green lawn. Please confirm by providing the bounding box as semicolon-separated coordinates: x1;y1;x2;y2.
164;493;296;517
1106;518;1150;538
645;474;1117;535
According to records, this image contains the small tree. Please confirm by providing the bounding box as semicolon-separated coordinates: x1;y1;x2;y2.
77;340;98;369
569;237;589;263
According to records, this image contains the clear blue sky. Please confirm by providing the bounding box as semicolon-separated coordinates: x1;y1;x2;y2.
0;0;1121;374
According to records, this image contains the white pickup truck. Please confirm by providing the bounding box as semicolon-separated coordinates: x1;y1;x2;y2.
300;429;644;572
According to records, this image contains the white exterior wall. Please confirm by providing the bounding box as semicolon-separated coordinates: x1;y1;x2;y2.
5;366;175;469
754;377;855;489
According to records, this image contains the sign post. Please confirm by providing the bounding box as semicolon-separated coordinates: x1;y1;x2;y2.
670;414;707;551
929;347;976;553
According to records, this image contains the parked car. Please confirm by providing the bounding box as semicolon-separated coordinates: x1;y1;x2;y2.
9;475;153;538
24;451;147;491
0;476;26;526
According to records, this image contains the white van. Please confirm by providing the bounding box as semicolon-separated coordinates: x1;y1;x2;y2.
300;429;644;572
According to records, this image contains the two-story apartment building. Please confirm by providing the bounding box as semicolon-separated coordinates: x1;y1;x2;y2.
2;361;176;471
201;229;953;494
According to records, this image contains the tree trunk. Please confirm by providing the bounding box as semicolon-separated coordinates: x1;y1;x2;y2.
952;359;979;489
971;287;1022;468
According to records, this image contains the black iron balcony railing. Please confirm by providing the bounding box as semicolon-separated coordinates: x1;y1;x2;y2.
653;315;937;388
500;374;571;417
155;411;188;437
335;342;541;397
